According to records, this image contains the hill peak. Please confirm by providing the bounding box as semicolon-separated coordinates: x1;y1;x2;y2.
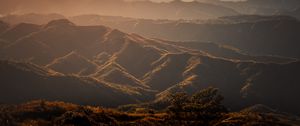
242;104;277;114
45;19;75;28
106;29;127;39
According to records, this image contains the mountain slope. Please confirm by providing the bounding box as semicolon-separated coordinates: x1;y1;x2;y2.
93;61;147;88
0;23;41;42
0;60;141;107
154;56;300;114
165;41;296;63
46;51;98;76
1;19;111;65
114;41;165;78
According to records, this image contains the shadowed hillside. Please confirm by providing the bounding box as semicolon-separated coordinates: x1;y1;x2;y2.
0;23;41;42
46;51;99;76
0;60;149;107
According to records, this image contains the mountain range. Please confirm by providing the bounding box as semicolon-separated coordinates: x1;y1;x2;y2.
201;0;300;15
2;13;300;58
0;19;300;115
70;14;300;59
0;0;238;20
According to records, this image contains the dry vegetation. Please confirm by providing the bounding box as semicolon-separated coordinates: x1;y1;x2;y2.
0;87;297;126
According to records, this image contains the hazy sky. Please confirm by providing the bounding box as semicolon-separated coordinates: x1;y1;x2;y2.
0;0;246;15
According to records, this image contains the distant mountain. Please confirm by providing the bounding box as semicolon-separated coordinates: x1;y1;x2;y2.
3;14;299;59
0;21;10;49
0;1;238;20
121;0;239;19
283;8;300;19
0;23;41;42
0;13;65;25
0;19;111;65
0;20;9;34
162;41;296;63
207;0;300;15
0;60;144;107
71;14;300;59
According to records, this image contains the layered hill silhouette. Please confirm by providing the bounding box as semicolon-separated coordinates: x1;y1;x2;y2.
205;0;300;16
3;13;299;58
0;1;237;20
71;14;300;59
0;13;65;25
0;19;300;115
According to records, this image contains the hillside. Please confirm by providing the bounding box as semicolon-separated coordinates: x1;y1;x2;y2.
93;61;147;88
46;51;99;76
0;60;145;107
0;19;111;65
163;41;296;63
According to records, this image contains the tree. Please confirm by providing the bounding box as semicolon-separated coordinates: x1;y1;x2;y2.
167;87;228;121
188;87;227;113
167;92;189;117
